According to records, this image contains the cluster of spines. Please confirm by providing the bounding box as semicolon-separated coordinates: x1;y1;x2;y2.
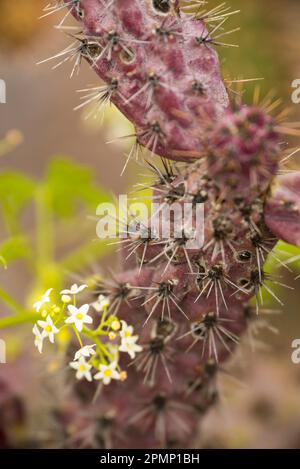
40;0;235;163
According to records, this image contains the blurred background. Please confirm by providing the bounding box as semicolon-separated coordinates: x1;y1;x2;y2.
1;0;300;449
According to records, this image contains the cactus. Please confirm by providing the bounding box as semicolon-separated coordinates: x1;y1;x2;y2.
38;0;300;449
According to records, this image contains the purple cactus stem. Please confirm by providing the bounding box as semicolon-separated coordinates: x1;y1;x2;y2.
265;172;300;247
72;0;230;161
40;0;300;449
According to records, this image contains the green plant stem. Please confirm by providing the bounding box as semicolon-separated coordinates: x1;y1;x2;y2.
0;311;36;329
73;325;83;347
0;287;26;316
35;185;54;268
83;327;112;360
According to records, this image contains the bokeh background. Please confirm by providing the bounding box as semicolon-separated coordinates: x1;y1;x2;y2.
1;0;300;448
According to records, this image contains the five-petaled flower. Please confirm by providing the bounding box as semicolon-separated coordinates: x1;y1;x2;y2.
37;315;59;343
94;361;120;385
92;294;110;312
119;337;143;359
33;288;53;312
65;304;93;332
119;320;134;340
74;344;96;361
118;320;142;359
60;283;87;296
32;324;44;353
69;357;92;381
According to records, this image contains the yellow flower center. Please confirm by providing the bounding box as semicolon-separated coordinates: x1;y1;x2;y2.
45;325;52;332
76;313;83;320
79;364;86;372
124;331;132;338
104;369;112;378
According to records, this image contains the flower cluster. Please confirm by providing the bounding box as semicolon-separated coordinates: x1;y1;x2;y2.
32;284;142;385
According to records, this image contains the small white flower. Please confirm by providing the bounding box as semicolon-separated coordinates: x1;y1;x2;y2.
37;315;59;343
69;357;92;381
32;324;44;353
60;283;87;295
119;320;134;340
118;321;142;358
119;337;143;359
92;294;110;313
65;304;93;332
33;288;53;312
74;344;96;361
94;361;120;385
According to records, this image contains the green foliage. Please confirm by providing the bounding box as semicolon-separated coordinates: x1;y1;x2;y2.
45;158;111;218
0;156;112;318
0;236;30;267
265;241;300;272
0;172;35;234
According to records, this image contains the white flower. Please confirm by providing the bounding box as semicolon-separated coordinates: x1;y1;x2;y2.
65;304;93;332
69;357;92;381
119;320;134;340
33;288;53;312
37;315;59;343
60;283;87;295
118;321;142;358
74;344;96;361
92;294;110;313
32;324;44;353
119;337;143;359
94;361;120;385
